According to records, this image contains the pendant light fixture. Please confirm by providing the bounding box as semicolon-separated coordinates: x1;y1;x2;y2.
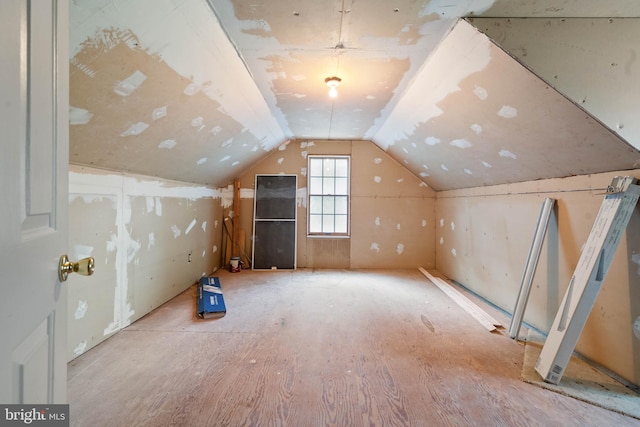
324;76;342;98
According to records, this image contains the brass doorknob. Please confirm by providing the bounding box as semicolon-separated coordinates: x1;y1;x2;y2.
58;255;95;282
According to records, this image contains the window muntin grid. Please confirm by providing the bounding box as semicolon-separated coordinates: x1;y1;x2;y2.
308;156;349;236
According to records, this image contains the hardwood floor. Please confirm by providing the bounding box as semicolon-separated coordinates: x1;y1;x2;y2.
67;269;640;426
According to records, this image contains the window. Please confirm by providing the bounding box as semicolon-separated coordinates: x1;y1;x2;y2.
308;156;350;236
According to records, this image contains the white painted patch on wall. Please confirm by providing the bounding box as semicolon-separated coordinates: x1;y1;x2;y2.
397;244;405;255
214;220;219;228
397;224;401;230
464;168;473;175
371;243;381;253
147;232;155;251
481;161;492;168
375;217;381;226
145;196;155;213
473;85;488;100
420;172;429;177
74;300;88;320
197;157;208;165
397;178;404;183
232;161;240;167
71;59;96;78
499;150;517;159
201;221;207;232
210;125;222;135
158;139;177;149
221;185;234;208
192;116;204;127
184;83;200;96
366;95;376;100
251;145;259;152
440;236;444;245
128;239;141;265
106;234;117;256
300;141;315;148
301;151;309;159
374;158;382;164
120;122;149;137
221;138;233;148
631;253;640;274
278;143;288;151
402;147;409;154
292;93;306;98
296;187;308;208
202;250;206;257
450;139;472;149
425;136;440;146
114;70;147;96
171;224;181;239
498;105;518;118
246;18;272;33
441;164;449;171
74;341;87;357
219;155;231;162
422;219;427;227
213;245;218;253
451;248;457;257
152;106;167;120
69;106;93;125
277;157;284;164
470;123;482;134
634;317;640;340
300;167;307;176
439;218;444;227
185;219;197;235
451;221;455;231
374;176;382;183
155;197;162;216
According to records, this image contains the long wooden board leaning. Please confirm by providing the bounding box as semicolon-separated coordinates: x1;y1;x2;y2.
536;176;640;384
419;268;502;332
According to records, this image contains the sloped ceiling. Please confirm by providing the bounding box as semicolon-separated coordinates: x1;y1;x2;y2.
69;0;640;190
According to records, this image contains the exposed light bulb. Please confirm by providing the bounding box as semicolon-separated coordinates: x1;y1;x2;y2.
324;76;342;99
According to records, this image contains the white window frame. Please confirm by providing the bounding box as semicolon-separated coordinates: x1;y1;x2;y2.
307;155;350;238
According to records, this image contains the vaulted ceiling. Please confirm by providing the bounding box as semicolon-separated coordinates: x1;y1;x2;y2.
69;0;640;191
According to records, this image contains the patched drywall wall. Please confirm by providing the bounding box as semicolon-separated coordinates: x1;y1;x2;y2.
67;165;224;360
472;17;640;150
70;0;285;188
373;19;639;191
231;140;435;269
436;170;640;386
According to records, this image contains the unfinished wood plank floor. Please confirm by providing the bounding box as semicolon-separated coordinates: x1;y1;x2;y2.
68;269;639;427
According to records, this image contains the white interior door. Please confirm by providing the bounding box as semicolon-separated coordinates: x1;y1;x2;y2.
0;0;70;403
